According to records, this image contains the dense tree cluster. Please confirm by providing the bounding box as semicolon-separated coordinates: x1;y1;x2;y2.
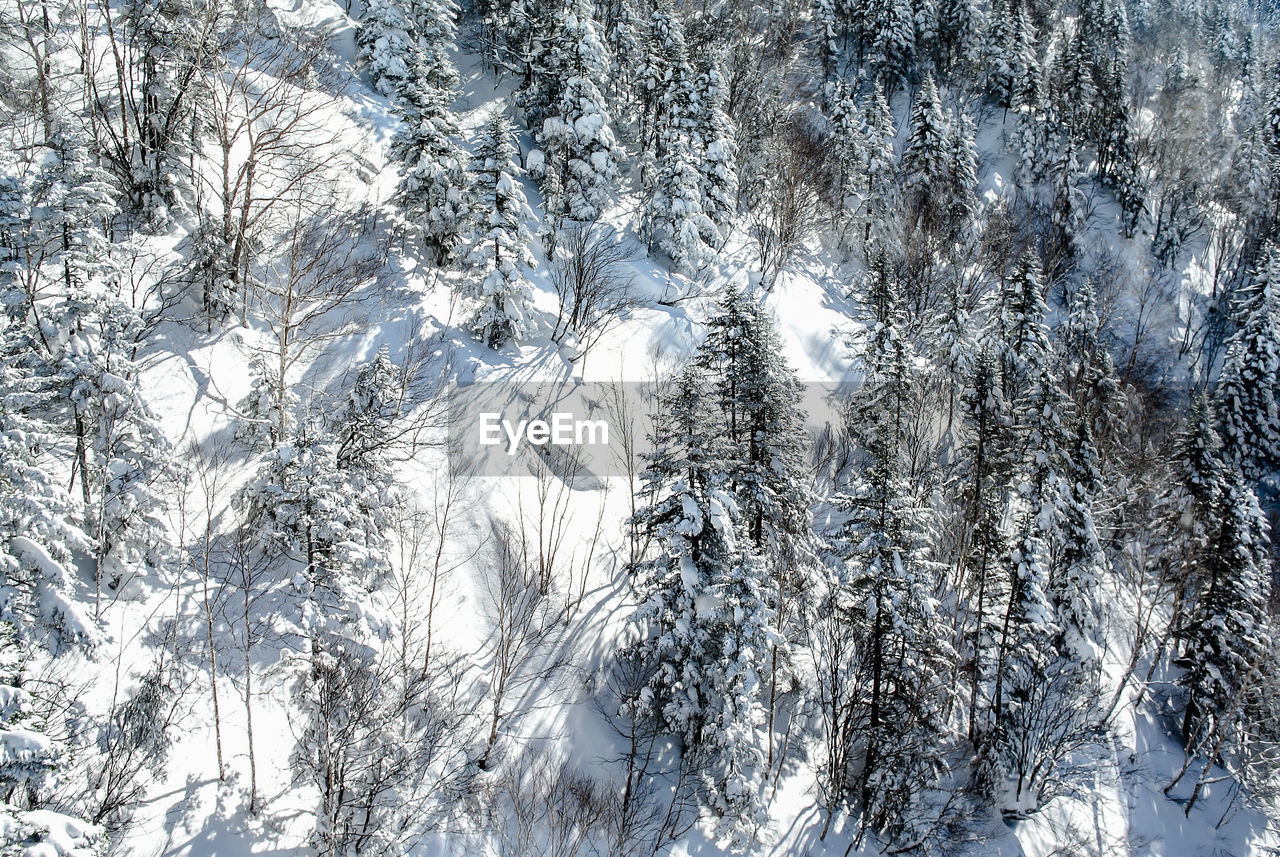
2;0;1279;852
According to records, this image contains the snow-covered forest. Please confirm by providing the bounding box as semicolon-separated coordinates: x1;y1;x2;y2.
2;0;1280;852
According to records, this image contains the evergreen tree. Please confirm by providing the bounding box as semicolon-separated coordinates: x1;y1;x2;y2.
696;287;821;764
986;253;1104;816
692;56;739;244
985;0;1038;110
867;0;915;91
358;0;416;98
1217;247;1280;482
0;626;104;856
525;0;622;226
829;257;955;839
937;0;977;75
859;89;900;257
0;292;102;857
1175;467;1273;760
622;365;771;843
902;75;974;241
826;82;866;222
955;344;1016;742
390;44;470;265
465;113;538;349
54;280;172;603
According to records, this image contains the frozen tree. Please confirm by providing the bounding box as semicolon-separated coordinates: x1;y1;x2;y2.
954;343;1016;741
0;289;102;857
828;257;955;840
902;75;959;237
603;0;644;110
691;56;739;244
816;0;841;81
54;282;173;611
984;254;1105;816
465;113;538;349
621;364;771;845
647;129;717;274
0;626;105;856
937;0;977;75
537;74;621;225
236;355;298;454
825;82;866;222
524;0;622;226
860;90;900;256
641;10;719;274
1216;247;1280;482
91;0;221;215
696;286;821;765
390;44;470;265
867;0;915;91
1051;418;1107;665
985;0;1037;110
358;0;416;97
1173;466;1273;806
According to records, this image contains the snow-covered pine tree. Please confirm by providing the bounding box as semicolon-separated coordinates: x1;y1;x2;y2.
1161;391;1229;627
333;346;403;474
859;89;900;258
0;290;102;856
691;55;738;246
0;625;104;856
954;343;1016;742
902;75;955;238
696;286;820;766
358;0;416;98
411;0;460;87
111;0;211;216
937;0;977;75
1057;276;1120;436
390;43;470;266
525;0;622;227
1174;465;1273;782
1047;138;1089;272
826;81;866;226
1051;417;1107;665
53;280;172;611
635;4;679;152
1216;245;1280;482
830;256;955;840
816;0;841;82
641;9;718;274
236;352;298;453
622;364;771;844
867;0;915;92
238;412;392;641
647;121;717;274
985;0;1038;111
465;112;538;349
603;0;644;112
989;252;1103;816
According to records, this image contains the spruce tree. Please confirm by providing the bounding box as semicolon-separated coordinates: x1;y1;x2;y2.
390;44;470;266
622;364;771;843
1217;246;1280;482
697;287;821;766
465;113;538;349
1175;466;1273;762
830;257;955;839
358;0;416;98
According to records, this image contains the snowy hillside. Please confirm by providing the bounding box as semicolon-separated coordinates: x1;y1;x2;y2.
2;0;1280;854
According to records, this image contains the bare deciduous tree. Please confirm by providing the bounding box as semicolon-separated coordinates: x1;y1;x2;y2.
549;225;637;361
